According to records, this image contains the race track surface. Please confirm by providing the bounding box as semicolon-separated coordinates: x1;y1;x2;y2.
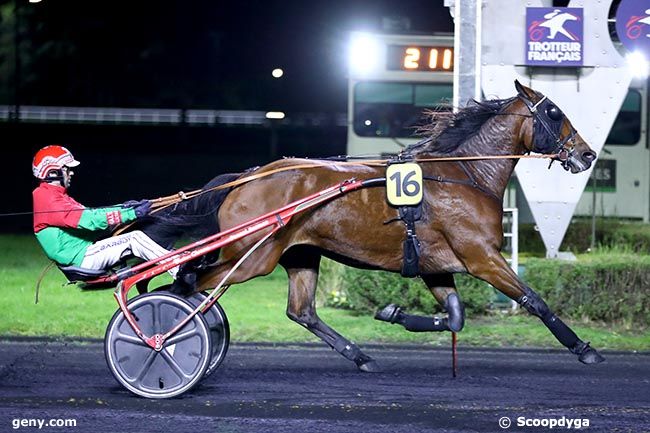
0;339;648;433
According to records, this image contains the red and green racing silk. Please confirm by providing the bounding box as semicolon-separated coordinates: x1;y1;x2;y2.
33;183;137;266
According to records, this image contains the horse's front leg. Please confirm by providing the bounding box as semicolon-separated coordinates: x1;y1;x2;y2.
425;273;465;331
468;251;604;364
374;273;465;332
280;248;380;373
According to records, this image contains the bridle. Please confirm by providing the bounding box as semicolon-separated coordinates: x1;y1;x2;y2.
517;92;578;170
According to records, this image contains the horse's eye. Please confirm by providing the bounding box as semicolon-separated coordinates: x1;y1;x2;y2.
546;105;563;121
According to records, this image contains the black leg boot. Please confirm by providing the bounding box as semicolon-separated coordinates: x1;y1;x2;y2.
444;293;465;332
519;287;605;364
374;304;450;332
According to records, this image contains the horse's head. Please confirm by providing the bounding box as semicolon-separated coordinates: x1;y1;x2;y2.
514;80;596;173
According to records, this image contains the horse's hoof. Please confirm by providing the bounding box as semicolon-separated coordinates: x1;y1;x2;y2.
572;341;605;364
357;358;382;373
578;346;605;364
374;304;402;324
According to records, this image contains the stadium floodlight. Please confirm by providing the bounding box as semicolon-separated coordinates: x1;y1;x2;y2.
349;33;381;76
626;51;649;79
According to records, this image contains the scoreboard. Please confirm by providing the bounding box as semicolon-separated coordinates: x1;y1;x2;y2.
347;32;454;157
386;45;454;72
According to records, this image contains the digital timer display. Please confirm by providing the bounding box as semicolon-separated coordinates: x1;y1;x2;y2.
387;45;454;72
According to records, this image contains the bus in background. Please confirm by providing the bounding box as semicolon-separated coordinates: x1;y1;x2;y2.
574;77;649;221
347;32;454;157
346;32;649;221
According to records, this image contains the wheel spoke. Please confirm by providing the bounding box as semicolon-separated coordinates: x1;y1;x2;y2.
153;300;161;334
159;349;193;380
165;329;200;346
115;332;147;347
127;349;158;384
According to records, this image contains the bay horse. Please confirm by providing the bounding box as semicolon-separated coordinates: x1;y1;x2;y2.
142;80;602;372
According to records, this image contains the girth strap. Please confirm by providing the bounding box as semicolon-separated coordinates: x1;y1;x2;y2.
398;204;422;278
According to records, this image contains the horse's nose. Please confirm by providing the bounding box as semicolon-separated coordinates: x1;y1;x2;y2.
582;150;596;163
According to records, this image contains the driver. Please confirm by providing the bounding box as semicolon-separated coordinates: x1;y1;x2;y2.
32;145;177;277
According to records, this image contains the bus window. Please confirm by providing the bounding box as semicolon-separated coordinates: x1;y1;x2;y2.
414;84;453;107
605;90;641;145
353;82;452;138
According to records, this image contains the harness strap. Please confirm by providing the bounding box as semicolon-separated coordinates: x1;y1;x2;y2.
530;95;547;113
399;204;422;278
456;161;503;204
423;162;502;205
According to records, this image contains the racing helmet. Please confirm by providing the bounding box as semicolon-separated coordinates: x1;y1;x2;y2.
32;145;80;181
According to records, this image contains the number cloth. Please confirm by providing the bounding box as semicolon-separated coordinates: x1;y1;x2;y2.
386;163;423;206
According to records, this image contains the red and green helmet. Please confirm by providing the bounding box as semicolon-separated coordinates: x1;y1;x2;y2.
32;145;80;180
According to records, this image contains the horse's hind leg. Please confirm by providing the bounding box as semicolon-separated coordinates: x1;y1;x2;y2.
374;273;464;332
280;247;380;373
468;251;604;364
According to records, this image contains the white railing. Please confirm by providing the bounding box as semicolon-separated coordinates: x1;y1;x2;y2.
503;207;519;309
503;207;519;275
0;105;348;127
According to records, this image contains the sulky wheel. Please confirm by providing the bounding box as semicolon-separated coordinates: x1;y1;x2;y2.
186;291;230;378
104;292;212;399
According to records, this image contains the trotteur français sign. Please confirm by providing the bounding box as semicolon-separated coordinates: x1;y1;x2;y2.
525;7;583;67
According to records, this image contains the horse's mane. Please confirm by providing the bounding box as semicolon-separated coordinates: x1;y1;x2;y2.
405;96;517;156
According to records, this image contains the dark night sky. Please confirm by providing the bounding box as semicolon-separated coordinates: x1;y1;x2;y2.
2;0;454;113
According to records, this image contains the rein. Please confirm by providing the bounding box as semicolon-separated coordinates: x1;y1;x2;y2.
0;153;557;221
147;153;557;213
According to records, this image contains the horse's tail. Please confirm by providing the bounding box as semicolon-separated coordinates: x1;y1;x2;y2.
139;172;241;248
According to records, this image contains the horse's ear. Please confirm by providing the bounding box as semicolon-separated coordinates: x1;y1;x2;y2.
514;80;535;99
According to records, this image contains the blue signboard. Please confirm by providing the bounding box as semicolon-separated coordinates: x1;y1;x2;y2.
525;7;584;67
615;0;650;55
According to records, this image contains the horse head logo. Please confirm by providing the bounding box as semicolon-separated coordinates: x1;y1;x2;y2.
529;9;580;41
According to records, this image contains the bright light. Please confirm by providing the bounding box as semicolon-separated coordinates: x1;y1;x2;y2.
265;111;285;119
626;51;650;79
28;0;42;3
272;68;283;78
349;33;381;76
364;119;372;126
442;48;453;70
